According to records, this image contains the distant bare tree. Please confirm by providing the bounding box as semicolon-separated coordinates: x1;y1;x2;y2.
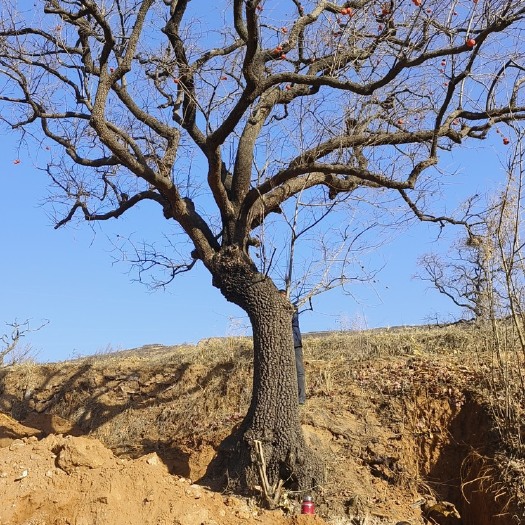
417;233;492;321
0;319;47;367
419;132;525;326
1;0;525;496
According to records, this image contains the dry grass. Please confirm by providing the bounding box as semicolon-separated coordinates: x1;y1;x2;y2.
305;323;479;359
4;322;522;443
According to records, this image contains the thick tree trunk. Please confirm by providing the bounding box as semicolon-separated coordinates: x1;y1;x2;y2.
206;247;324;496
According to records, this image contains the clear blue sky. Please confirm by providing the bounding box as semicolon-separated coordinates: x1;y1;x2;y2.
1;127;508;363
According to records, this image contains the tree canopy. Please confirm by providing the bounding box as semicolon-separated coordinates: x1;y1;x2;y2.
1;0;524;291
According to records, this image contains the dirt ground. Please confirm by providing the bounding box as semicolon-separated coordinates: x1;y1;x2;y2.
0;328;524;525
0;427;328;525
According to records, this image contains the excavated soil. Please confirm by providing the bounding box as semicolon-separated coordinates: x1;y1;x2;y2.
0;430;327;525
0;330;524;525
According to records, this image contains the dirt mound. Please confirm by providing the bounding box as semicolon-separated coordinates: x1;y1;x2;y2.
0;431;327;525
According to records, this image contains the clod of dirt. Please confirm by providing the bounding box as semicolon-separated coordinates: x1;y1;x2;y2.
55;435;116;473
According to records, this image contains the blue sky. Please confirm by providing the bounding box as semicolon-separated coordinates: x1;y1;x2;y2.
1;127;508;363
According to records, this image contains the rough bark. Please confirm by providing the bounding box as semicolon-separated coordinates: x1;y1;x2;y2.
205;246;324;495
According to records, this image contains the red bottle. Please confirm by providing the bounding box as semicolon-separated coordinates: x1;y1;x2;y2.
301;495;315;514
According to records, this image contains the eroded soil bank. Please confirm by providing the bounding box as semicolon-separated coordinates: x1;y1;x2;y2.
407;394;516;525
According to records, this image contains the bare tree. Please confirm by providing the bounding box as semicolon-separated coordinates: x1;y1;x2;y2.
0;319;48;367
418;132;525;326
267;188;388;307
417;233;492;320
1;0;525;495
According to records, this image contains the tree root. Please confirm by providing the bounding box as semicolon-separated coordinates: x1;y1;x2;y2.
253;439;285;509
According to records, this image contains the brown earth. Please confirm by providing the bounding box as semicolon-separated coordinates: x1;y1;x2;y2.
0;326;524;525
0;430;326;525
